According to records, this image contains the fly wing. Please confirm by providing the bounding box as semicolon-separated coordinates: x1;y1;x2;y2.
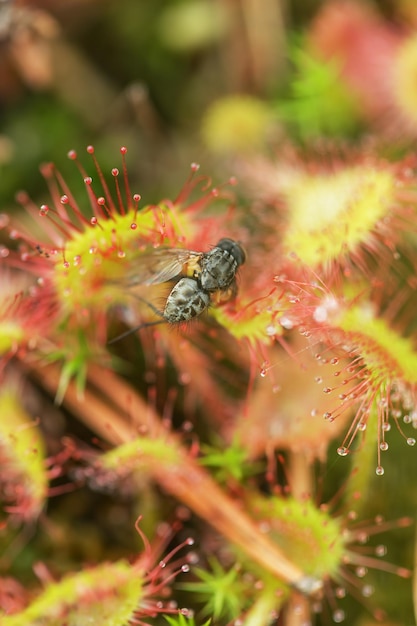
124;248;200;286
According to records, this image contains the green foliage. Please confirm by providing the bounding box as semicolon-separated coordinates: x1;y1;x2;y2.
44;331;91;403
199;438;257;483
278;45;362;139
180;558;250;621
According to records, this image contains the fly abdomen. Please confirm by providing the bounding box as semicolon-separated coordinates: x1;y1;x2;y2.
163;277;210;323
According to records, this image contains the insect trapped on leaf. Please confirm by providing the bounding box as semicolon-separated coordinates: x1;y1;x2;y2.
109;238;246;341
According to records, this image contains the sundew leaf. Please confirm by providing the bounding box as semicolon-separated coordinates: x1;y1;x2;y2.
1;560;145;626
0;389;47;520
100;435;181;475
247;494;345;580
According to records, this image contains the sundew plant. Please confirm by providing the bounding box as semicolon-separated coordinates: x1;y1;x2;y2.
0;1;417;625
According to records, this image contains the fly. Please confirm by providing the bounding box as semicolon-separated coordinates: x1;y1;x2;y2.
109;238;245;341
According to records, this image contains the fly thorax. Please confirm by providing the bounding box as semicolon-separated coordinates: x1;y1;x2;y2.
200;249;237;291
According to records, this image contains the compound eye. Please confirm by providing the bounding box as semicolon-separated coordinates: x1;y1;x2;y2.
215;238;234;252
233;243;246;265
215;238;246;265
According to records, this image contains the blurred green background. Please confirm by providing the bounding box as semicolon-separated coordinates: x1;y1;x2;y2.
0;0;367;205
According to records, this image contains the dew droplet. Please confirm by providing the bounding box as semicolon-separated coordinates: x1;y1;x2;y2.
0;213;9;229
332;609;345;623
260;369;267;378
312;600;322;614
375;465;385;476
407;437;416;446
337;446;349;457
375;544;387;557
362;584;374;597
355;566;367;578
335;587;346;599
186;551;199;565
130;223;137;230
313;305;328;322
90;216;98;225
323;387;332;394
279;316;293;329
379;442;389;451
357;531;368;544
179;372;191;385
